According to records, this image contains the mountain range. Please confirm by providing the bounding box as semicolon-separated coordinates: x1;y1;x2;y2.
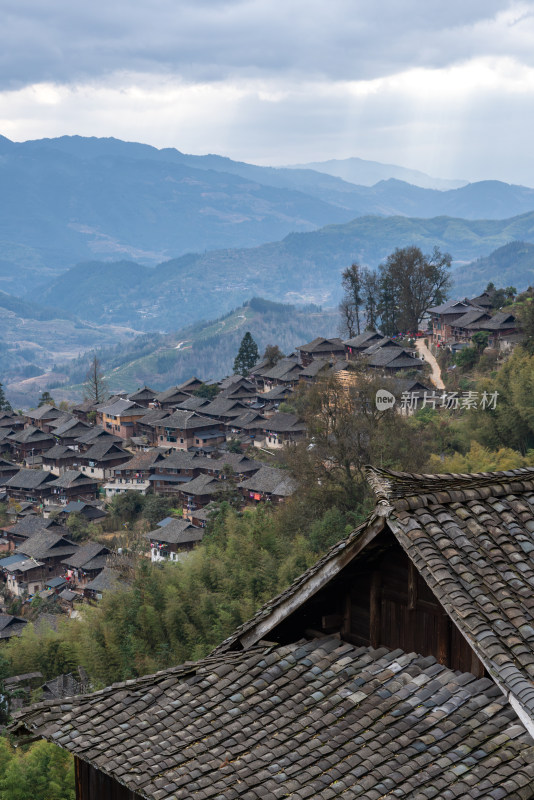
2;135;534;296
27;211;534;331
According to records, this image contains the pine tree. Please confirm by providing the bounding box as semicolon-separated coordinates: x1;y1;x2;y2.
233;332;259;376
38;391;55;408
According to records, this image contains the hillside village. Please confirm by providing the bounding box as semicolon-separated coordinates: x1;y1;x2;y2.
0;280;532;800
0;286;523;611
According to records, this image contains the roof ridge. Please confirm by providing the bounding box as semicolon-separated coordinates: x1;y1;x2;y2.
365;465;534;501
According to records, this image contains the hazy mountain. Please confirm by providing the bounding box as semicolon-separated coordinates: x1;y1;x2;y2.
453;241;534;298
3;136;534;296
32;211;534;331
290;156;467;190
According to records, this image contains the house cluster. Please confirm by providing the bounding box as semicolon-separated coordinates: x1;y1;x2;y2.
0;513;113;608
428;289;520;350
12;465;534;799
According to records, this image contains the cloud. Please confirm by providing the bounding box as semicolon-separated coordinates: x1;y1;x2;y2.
2;57;534;185
1;1;532;89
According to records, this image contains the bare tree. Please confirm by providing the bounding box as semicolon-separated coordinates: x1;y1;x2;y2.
84;356;108;404
340;262;363;336
338;297;357;338
361;267;380;331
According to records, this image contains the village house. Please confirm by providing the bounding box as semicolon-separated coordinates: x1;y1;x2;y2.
76;440;131;481
83;567;125;601
61;541;110;588
153;385;193;409
238;464;297;504
54;500;107;525
154;410;225;451
49;416;93;447
134;408;171;447
104;450;166;497
4;468;56;506
0;553;47;598
14;465;534;798
148;450;201;496
144;518;204;562
41;444;80;475
0;613;28;640
254;411;307;448
96;398;148;439
0;516;69;552
45;470;99;506
257;357;304;391
178;473;223;516
344;330;383;359
296;336;346;366
7;425;56;462
127;385;158;408
23;404;65;432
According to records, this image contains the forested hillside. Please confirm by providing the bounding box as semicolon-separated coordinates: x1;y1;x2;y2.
39;298;338;402
32;213;534;330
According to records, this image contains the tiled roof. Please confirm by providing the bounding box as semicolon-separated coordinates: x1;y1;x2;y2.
344;330;383;348
98;398;146;417
238;465;297;496
24;405;63;421
297;336;345;353
145;518;204;545
6;468;54;490
8;426;54;444
16;530;77;560
11;638;534;798
157;410;220;430
262;412;306;433
365;465;534;734
47;470;97;489
61;541;109;569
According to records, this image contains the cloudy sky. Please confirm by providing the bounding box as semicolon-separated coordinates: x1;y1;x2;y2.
2;0;534;184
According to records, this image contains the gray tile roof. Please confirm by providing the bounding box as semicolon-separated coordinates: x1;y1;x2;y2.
145;519;204;545
239;465;297;496
61;541;109;569
344;330;383;348
6;468;54;490
8;426;54;444
16;530;77;560
10;638;534;798
366;465;534;735
47;470;97;489
97;398;146;416
297;336;345;353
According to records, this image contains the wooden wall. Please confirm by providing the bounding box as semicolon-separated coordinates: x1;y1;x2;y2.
75;758;142;800
272;530;485;678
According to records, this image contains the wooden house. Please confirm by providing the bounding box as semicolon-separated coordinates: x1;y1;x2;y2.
296;336;345;366
96;398;147;440
254;412;307;448
61;541;110;587
154;411;224;451
76;440;131;481
344;330;383;359
45;470;99;506
104;450;166;497
41;444;80;475
144;518;204;562
0;613;28;640
238;464;296;504
7;426;56;461
147;450;201;496
4;468;56;506
23;404;65;432
127;386;158;408
12;465;534;798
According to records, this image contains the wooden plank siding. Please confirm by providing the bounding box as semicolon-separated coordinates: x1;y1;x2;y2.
75;758;143;800
271;530;485;678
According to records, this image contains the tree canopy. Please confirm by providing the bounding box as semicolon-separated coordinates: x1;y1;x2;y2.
233;332;259;376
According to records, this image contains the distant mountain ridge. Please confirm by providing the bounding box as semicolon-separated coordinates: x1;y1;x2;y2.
289;156;467;190
31;210;534;331
3;135;534;295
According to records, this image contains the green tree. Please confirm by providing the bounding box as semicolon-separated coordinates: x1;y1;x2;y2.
361;267;380;332
263;344;284;367
0;383;13;413
38;391;55;407
143;496;173;527
471;331;490;353
379;245;452;334
193;383;220;400
233;332;259;376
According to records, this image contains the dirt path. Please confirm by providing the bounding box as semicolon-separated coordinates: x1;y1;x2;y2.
416;339;445;390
